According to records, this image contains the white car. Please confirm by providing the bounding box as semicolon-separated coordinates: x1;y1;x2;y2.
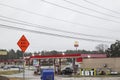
111;71;118;75
3;66;10;70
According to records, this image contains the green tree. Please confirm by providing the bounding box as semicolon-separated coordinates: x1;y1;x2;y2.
16;50;23;59
49;50;59;55
107;40;120;57
8;49;16;59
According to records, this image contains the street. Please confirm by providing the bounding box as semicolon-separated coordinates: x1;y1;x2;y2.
1;68;120;80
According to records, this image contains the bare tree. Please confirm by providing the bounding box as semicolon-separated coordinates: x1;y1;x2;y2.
95;44;108;53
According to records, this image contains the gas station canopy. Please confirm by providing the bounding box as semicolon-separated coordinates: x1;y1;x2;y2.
30;53;81;59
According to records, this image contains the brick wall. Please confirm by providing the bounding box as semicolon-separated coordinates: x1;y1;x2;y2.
80;58;120;72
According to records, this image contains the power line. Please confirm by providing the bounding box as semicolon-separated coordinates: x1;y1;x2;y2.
83;0;120;14
0;15;116;40
41;0;120;24
0;3;118;32
63;0;120;19
0;23;114;43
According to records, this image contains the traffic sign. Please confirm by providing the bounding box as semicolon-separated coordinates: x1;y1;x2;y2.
17;35;30;53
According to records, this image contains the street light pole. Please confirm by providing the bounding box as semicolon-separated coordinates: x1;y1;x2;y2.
73;41;79;75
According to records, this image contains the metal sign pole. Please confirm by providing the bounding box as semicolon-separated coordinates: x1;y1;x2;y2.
17;35;30;80
23;53;25;80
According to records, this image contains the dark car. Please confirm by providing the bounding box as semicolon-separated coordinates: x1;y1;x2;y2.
34;67;41;75
61;67;73;75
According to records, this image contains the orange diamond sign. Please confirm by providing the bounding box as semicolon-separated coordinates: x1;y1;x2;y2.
17;35;30;53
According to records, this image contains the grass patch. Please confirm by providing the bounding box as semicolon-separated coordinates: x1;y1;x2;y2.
0;70;22;75
9;77;23;80
9;77;29;80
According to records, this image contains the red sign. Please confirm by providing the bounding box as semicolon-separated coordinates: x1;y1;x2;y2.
76;57;82;62
17;35;30;53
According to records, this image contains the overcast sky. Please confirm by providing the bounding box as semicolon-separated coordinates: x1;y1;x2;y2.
0;0;120;53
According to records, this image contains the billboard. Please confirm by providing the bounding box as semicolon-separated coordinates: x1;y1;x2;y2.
0;50;7;55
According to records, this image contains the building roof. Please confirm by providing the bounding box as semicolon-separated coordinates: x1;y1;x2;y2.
81;54;107;58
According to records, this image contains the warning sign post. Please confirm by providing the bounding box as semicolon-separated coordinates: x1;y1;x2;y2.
17;35;30;80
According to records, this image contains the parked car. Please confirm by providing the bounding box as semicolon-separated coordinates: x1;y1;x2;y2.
3;66;10;70
61;67;73;75
34;67;41;75
110;71;118;75
10;65;18;68
0;65;4;68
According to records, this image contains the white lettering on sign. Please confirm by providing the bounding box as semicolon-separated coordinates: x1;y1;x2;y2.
85;71;89;76
80;69;96;76
90;70;94;76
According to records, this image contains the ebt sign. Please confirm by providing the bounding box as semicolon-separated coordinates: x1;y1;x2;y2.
80;68;96;76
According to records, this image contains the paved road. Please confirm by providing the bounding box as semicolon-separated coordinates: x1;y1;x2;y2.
56;77;120;80
2;69;120;80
